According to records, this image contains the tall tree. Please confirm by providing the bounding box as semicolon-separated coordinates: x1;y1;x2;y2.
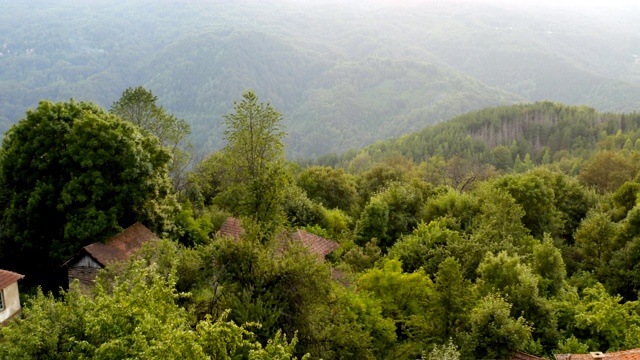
111;86;192;191
217;90;289;238
0;260;303;359
0;100;176;289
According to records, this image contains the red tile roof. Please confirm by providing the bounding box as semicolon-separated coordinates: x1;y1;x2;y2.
218;217;244;240
556;349;640;360
0;269;24;290
82;222;158;266
292;229;340;259
217;217;339;260
510;351;546;360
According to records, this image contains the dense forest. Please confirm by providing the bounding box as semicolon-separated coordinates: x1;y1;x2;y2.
3;0;640;358
2;0;640;157
2;88;640;358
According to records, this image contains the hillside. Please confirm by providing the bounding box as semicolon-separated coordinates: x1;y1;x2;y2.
312;101;640;170
2;0;640;157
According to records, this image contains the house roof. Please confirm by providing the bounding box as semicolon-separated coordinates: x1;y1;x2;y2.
0;269;24;290
78;222;158;267
217;217;339;259
291;229;340;259
555;349;640;360
510;351;546;360
218;217;244;240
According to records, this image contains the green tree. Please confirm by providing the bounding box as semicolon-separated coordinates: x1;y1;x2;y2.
297;166;358;215
354;197;390;247
533;235;567;297
578;151;638;193
430;257;475;342
111;86;192;191
358;258;434;358
388;219;466;275
0;100;176;289
493;173;564;238
464;294;532;360
355;181;427;251
217;90;290;239
0;261;304;359
573;211;621;273
572;283;640;351
476;252;558;350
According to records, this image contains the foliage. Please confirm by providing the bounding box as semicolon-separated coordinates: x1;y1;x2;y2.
388;219;466;275
429;258;475;342
572;283;640;351
423;340;460;360
464;294;532;360
533;235;567;297
578;151;639;193
217;90;290;240
358;258;434;357
297;166;358;215
354;197;390;248
0;261;305;359
110;86;192;191
0;100;176;289
493;172;564;238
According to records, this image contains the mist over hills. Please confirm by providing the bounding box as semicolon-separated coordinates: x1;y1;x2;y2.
2;0;640;158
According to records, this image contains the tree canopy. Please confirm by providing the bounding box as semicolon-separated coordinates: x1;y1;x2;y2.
0;100;176;289
214;90;290;239
111;86;192;191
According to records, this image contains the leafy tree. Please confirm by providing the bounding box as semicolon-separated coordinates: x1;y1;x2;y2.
354;197;390;247
421;190;480;233
423;340;460;360
297;166;358;215
429;257;475;342
530;168;593;242
556;335;589;354
0;100;176;289
111;86;192;191
469;185;530;257
493;173;564;238
572;283;640;351
533;235;567;297
358;258;433;357
308;285;397;360
216;90;290;239
463;294;532;360
388;219;466;275
578;151;638;193
573;211;621;273
0;261;304;359
282;185;327;228
355;181;427;251
357;163;406;202
476;252;558;350
611;181;640;221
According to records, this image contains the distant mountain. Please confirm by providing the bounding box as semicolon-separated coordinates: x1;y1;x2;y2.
314;101;640;171
2;0;640;157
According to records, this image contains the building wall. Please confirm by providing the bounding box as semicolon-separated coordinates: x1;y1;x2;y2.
68;266;101;291
0;282;21;324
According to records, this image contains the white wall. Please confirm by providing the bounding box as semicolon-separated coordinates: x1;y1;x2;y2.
0;282;21;324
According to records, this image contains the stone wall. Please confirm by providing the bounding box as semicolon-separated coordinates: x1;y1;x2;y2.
68;266;101;290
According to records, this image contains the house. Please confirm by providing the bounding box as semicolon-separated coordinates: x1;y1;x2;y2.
64;222;158;289
510;351;546;360
218;217;340;261
0;269;24;325
555;349;640;360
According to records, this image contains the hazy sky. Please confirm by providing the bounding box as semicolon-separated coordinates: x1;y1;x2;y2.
479;0;638;8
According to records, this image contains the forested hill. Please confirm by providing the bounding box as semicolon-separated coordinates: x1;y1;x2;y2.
2;0;640;157
312;101;640;169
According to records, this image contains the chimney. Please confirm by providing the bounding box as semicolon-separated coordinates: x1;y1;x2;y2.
590;352;605;359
